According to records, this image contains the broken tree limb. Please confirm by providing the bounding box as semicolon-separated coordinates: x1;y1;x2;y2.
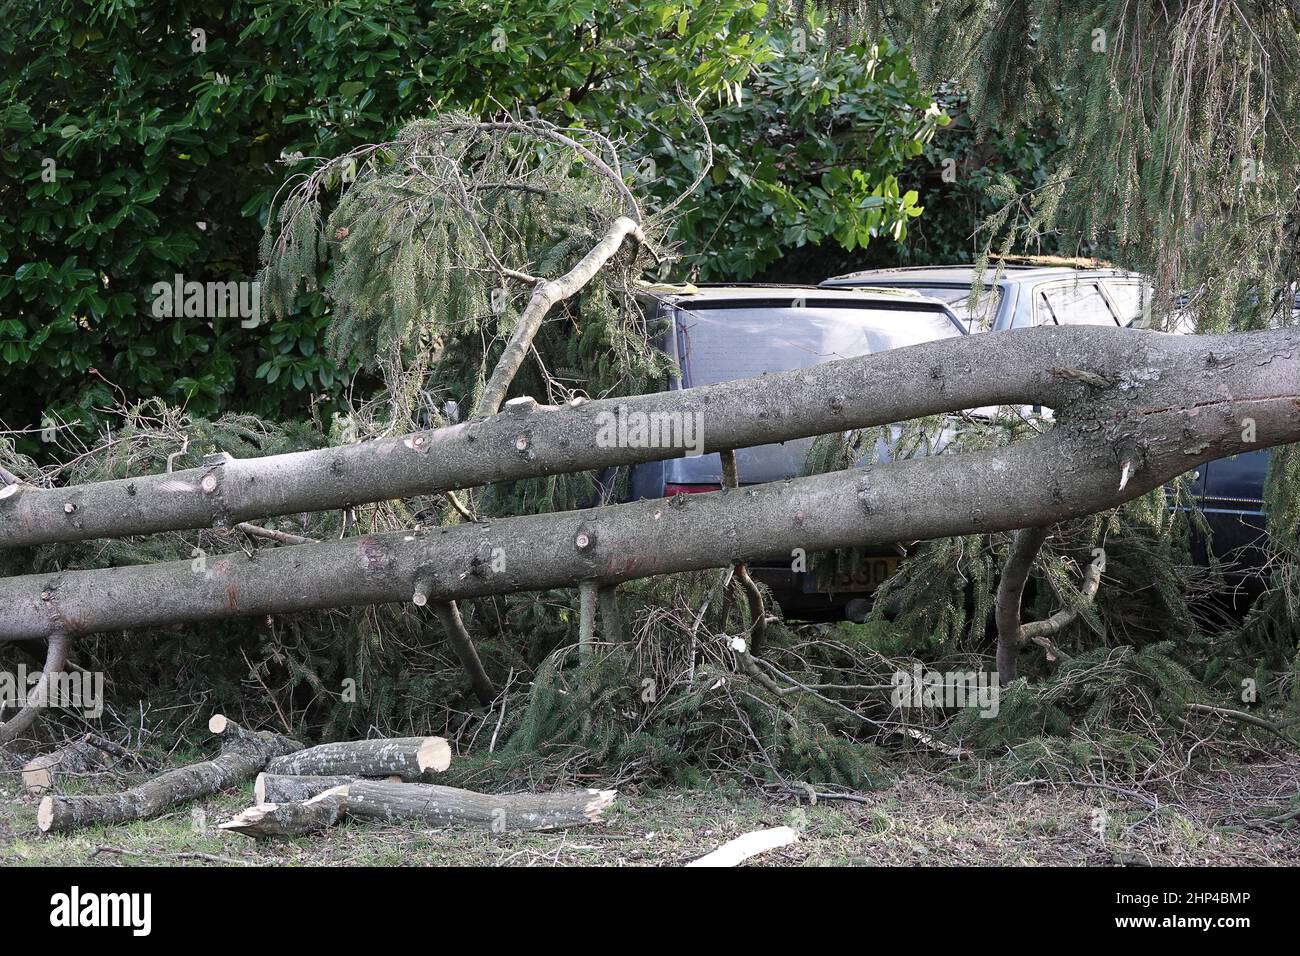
686;826;799;867
219;785;350;839
345;779;617;831
82;733;160;770
578;580;598;661
1021;556;1103;662
0;633;71;748
431;603;496;706
3;325;1285;551
36;715;302;835
475;215;645;419
994;527;1051;682
263;736;451;780
721;448;768;656
998;533;1106;679
0;329;1297;641
597;583;625;644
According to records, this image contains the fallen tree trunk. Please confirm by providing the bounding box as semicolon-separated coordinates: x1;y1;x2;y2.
0;329;1296;641
36;715;302;835
2;325;1281;550
263;736;450;780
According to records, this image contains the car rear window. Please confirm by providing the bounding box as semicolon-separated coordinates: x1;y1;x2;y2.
676;304;962;386
831;283;1000;330
660;301;963;485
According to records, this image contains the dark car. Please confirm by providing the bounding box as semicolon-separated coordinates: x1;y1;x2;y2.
820;264;1273;575
619;283;966;616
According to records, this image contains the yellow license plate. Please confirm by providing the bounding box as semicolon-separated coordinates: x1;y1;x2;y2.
815;556;901;593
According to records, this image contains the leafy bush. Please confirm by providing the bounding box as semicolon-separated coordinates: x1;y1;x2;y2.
2;1;940;453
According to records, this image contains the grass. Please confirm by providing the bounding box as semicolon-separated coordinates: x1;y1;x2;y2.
3;755;1297;866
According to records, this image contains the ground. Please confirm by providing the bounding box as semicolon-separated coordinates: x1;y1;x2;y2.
2;752;1296;866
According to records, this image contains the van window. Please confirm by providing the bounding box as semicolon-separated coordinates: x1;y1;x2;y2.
667;302;963;483
1036;282;1119;326
1105;280;1150;325
677;304;962;386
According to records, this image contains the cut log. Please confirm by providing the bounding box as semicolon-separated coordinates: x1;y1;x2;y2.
263;736;450;780
36;715;302;835
257;773;382;804
219;786;350;839
686;826;799;867
21;738;112;795
346;780;616;831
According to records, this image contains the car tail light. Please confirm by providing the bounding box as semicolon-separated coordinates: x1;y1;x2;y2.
664;483;723;496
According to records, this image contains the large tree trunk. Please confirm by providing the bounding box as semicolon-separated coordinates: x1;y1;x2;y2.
0;328;1296;641
36;715;302;835
3;326;1286;550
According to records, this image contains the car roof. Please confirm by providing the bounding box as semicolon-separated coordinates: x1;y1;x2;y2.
638;281;950;307
819;265;1139;287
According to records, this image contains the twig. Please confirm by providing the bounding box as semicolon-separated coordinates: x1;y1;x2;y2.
92;846;254;866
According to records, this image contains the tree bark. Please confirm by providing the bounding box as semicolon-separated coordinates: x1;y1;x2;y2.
597;583;625;644
3;325;1281;550
0;633;70;747
0;329;1296;641
257;772;363;804
431;604;496;706
263;736;450;779
578;580;598;660
36;715;302;835
219;785;349;839
345;779;617;831
994;527;1050;682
